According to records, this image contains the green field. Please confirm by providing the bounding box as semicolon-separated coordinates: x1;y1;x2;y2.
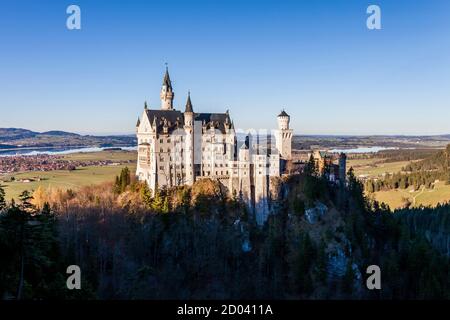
348;156;450;209
1;151;137;201
347;158;410;179
373;181;450;209
61;150;136;162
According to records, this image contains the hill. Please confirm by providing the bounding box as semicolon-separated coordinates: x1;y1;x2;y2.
0;128;38;141
0;127;136;149
404;144;450;172
40;130;80;137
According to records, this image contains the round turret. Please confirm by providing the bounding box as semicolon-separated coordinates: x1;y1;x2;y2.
277;110;290;130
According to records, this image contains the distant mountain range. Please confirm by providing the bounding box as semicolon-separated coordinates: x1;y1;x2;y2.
0;128;136;149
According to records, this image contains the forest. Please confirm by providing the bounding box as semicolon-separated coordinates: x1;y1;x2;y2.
0;163;449;300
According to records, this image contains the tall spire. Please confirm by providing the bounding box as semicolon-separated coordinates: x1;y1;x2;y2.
160;64;174;110
185;91;193;113
162;63;172;90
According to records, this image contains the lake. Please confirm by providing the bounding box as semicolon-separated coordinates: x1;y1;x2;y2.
328;146;399;154
0;146;137;157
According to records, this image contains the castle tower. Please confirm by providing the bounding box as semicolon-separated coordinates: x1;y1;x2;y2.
136;101;158;195
160;66;174;110
275;110;293;160
339;153;347;184
135;117;140;132
184;92;195;185
238;136;252;204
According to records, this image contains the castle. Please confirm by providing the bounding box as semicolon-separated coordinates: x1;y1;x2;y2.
309;150;347;184
135;67;293;225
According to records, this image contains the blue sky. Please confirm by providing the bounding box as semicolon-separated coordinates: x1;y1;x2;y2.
0;0;449;135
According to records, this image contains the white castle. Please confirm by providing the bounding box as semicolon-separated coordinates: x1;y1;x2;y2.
136;68;293;224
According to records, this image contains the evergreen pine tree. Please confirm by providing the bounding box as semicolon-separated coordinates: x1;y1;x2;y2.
114;175;121;194
162;195;169;214
342;261;355;295
140;183;153;208
151;191;163;213
120;167;131;192
304;154;317;176
0;184;6;210
18;190;34;211
315;240;328;284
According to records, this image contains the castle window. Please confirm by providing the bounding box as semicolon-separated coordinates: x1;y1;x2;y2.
167;139;171;143
160;148;163;153
160;139;163;143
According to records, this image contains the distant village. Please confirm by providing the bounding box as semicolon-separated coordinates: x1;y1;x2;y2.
0;154;133;178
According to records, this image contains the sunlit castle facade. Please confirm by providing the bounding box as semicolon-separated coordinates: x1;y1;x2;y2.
136;67;293;224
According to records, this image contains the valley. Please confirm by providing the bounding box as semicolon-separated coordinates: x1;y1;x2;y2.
0;150;137;200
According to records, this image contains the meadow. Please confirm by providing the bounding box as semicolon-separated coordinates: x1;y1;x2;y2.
60;150;136;162
372;181;450;209
1;151;137;201
348;156;450;209
347;158;411;179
